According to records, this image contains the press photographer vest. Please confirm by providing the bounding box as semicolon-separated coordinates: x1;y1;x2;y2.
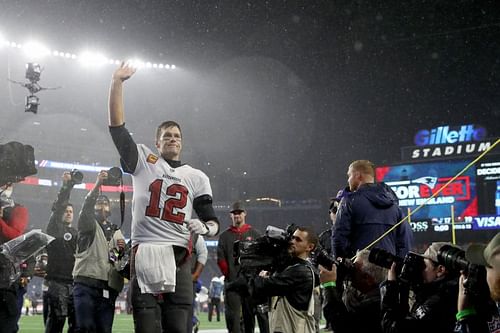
269;266;316;333
72;221;124;292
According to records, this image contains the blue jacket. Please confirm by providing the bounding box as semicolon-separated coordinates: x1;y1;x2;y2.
332;182;413;259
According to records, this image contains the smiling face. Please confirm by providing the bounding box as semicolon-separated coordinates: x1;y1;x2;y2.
156;125;182;161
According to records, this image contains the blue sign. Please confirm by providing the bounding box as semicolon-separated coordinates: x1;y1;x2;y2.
414;124;486;146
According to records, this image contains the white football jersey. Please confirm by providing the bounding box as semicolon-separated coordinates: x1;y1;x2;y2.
130;144;212;247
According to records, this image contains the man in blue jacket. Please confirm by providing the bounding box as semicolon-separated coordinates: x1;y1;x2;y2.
332;160;413;260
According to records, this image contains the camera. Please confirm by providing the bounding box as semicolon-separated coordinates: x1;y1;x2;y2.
25;63;41;83
437;245;488;299
0;141;37;187
102;167;122;186
234;224;297;274
108;248;121;264
227;224;297;311
369;248;425;287
69;169;84;185
312;245;354;286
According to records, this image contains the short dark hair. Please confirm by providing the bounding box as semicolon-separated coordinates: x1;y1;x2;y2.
296;226;318;250
65;203;73;209
156;121;182;142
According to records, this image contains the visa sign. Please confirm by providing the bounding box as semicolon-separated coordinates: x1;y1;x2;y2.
473;216;500;230
414;124;486;146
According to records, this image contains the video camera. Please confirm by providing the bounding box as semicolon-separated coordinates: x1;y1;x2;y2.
234;224;297;275
368;248;426;288
229;224;296;313
0;141;37;187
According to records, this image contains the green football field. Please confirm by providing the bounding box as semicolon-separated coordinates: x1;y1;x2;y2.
19;312;227;332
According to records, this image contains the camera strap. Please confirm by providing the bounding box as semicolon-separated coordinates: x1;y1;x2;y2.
119;180;125;229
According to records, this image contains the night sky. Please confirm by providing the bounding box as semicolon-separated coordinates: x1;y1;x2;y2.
1;0;499;217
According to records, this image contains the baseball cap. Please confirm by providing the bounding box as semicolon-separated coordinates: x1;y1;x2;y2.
230;201;245;213
96;194;110;205
420;242;453;263
466;232;500;268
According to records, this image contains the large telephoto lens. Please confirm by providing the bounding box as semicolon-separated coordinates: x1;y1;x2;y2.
368;248;403;270
437;245;469;272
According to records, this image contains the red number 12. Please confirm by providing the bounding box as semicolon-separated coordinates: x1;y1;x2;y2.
145;179;188;224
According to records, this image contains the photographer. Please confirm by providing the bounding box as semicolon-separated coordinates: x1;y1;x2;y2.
454;232;500;332
44;171;78;333
72;171;125;333
380;242;459;333
249;226;319;333
319;249;387;333
0;182;29;333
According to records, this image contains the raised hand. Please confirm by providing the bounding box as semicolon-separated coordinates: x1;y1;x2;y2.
112;61;137;82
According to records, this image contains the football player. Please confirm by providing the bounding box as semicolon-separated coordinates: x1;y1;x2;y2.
108;62;219;333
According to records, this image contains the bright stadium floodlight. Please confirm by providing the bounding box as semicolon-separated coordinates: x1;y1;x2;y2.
23;41;50;59
128;58;145;69
78;51;108;67
171;64;176;70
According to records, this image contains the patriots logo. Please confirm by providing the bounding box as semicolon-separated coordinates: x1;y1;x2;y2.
411;176;438;189
146;154;159;164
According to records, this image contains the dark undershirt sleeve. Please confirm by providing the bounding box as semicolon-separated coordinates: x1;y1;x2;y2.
193;195;218;222
109;124;138;174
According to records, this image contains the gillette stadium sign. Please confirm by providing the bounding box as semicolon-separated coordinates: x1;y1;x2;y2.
401;124;495;161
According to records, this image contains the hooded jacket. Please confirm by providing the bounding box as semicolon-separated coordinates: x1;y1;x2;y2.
333;182;413;259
